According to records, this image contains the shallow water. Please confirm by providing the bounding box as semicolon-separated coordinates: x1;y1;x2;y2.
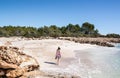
75;44;120;78
115;43;120;48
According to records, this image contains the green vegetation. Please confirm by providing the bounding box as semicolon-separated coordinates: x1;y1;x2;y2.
0;22;119;38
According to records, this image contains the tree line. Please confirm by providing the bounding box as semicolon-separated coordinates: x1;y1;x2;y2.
0;22;119;38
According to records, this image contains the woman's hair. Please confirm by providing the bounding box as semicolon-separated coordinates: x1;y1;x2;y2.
58;47;60;50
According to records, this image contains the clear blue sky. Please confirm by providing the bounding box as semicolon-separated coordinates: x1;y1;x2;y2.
0;0;120;34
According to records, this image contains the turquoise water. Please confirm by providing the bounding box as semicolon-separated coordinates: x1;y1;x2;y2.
75;44;120;78
92;49;120;78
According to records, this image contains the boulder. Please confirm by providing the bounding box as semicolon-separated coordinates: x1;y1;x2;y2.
0;46;39;77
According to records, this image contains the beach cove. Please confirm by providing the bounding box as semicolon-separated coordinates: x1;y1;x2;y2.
0;37;120;78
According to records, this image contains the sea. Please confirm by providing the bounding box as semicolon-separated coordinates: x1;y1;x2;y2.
75;43;120;78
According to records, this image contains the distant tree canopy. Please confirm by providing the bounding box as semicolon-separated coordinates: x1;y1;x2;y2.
0;22;119;38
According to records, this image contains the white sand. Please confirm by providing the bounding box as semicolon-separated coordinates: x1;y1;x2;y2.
0;37;119;78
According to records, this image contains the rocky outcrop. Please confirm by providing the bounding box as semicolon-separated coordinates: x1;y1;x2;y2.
0;46;39;77
59;37;120;47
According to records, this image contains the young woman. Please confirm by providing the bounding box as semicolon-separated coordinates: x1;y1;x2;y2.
55;47;61;65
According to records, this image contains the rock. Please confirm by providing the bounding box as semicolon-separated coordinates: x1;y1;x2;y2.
6;65;39;78
6;68;26;78
0;60;19;69
0;69;5;76
0;46;39;77
59;37;117;47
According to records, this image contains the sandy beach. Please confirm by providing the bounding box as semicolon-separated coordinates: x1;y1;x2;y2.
0;37;120;78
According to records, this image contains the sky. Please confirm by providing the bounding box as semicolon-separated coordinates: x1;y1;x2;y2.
0;0;120;34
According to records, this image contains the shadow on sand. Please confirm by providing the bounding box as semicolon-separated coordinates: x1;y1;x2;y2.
44;61;56;65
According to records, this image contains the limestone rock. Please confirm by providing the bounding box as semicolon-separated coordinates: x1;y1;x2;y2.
0;46;39;77
6;68;26;78
0;60;18;69
59;37;119;47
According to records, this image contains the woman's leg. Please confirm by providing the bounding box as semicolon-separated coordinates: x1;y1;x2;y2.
57;58;60;65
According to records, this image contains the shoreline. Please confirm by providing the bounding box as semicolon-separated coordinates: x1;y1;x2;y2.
58;37;120;47
0;37;120;78
0;36;120;47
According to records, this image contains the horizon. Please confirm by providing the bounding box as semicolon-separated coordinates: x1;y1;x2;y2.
0;0;120;35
